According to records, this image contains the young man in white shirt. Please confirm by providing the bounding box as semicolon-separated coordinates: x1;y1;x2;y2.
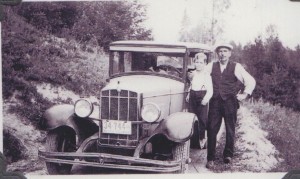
205;44;256;169
186;53;213;149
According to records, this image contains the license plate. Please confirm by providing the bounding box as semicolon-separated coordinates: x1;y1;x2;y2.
102;120;132;135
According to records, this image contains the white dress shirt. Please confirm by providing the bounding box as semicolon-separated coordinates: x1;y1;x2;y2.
205;62;256;95
190;70;213;103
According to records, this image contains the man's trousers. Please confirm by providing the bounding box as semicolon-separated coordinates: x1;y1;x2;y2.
189;90;208;140
207;95;239;161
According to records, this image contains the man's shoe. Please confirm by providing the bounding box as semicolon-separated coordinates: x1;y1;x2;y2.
224;157;232;164
205;161;214;169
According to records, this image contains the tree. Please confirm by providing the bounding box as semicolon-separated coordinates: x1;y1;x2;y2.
15;2;79;34
241;25;300;110
179;9;191;42
70;1;152;50
179;0;231;44
13;1;152;50
210;0;231;45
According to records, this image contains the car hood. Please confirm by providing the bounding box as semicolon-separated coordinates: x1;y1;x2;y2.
102;75;184;97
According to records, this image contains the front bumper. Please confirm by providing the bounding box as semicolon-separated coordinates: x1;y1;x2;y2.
38;150;182;173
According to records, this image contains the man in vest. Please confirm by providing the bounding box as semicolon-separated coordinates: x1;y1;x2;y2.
205;43;256;169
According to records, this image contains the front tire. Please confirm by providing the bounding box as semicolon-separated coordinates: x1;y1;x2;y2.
172;140;190;173
45;128;76;175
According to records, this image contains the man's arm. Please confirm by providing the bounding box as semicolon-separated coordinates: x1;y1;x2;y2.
201;74;213;105
234;63;256;100
204;62;213;74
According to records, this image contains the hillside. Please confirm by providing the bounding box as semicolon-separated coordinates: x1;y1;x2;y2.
2;6;108;166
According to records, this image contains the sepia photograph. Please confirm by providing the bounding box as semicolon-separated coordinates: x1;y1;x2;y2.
1;0;299;179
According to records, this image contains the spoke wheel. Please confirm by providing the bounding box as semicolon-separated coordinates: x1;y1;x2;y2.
172;140;190;173
45;128;76;175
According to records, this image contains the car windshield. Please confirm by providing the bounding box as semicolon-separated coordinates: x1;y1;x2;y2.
110;51;185;78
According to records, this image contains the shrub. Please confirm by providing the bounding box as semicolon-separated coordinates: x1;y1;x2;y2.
3;129;28;164
3;77;54;128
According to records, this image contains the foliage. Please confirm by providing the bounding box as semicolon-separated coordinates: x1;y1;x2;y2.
3;129;28;163
2;1;152;128
3;75;54;128
180;14;300;110
2;2;152;165
179;0;231;44
72;1;152;51
241;34;300;110
14;1;153;41
244;100;300;171
180;21;212;44
14;2;79;34
179;9;191;42
13;1;152;51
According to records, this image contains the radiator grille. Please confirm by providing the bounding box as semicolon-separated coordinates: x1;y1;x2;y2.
100;89;140;147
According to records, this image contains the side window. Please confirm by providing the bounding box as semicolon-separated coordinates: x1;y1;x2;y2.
112;52;119;74
124;52;132;72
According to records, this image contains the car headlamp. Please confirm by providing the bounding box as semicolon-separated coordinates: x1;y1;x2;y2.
74;99;93;118
141;103;161;123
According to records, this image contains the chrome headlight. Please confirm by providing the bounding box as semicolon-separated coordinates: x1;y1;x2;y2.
141;103;161;123
74;99;93;118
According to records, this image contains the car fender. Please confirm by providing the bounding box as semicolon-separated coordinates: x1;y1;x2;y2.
43;104;75;130
154;112;197;142
133;112;197;157
42;104;98;143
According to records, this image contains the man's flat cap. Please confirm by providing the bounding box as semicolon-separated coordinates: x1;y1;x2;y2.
215;43;233;52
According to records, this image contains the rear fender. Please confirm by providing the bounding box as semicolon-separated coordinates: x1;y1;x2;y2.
42;104;98;144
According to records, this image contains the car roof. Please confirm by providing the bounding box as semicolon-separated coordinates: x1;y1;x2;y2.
109;40;212;54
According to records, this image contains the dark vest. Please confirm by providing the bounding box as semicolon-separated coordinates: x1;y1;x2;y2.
211;61;238;100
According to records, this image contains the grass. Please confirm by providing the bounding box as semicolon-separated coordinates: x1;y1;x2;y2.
243;99;300;172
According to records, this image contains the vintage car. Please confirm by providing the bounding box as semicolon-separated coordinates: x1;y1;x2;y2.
38;41;212;174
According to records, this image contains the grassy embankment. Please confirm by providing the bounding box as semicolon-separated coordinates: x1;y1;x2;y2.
3;9;109;164
244;99;300;172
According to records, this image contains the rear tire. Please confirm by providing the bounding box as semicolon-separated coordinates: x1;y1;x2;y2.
172;140;190;173
190;122;201;149
45;128;76;175
190;122;207;149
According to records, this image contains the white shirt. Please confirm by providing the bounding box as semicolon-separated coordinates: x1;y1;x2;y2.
189;70;213;102
205;62;256;95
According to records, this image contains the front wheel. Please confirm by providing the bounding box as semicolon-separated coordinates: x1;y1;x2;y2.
172;140;190;173
45;128;76;175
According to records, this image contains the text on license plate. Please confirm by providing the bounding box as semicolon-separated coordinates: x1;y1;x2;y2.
102;120;132;135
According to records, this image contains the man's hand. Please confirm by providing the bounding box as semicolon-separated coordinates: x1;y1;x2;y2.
186;93;190;103
201;98;209;105
236;92;248;101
